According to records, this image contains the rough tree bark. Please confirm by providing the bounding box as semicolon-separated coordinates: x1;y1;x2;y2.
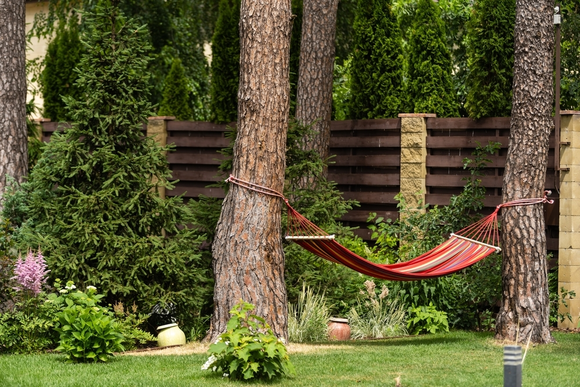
495;0;555;344
207;0;293;341
295;0;339;161
0;0;28;205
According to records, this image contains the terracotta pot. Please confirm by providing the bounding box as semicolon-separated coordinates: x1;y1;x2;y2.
157;323;186;347
328;317;350;341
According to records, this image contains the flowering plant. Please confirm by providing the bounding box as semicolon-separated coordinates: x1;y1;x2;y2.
11;249;49;296
202;300;294;380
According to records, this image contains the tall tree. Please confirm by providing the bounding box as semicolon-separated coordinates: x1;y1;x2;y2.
0;0;28;204
495;0;554;344
406;0;458;117
465;0;515;119
348;0;404;119
208;0;292;340
295;0;339;161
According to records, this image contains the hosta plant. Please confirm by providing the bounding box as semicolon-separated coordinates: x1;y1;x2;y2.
203;301;295;380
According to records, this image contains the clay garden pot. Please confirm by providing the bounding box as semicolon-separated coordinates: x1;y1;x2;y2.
157;323;186;347
328;317;351;341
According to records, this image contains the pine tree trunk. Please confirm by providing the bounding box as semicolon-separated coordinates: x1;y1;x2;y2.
207;0;292;341
0;0;28;205
495;0;554;344
295;0;338;161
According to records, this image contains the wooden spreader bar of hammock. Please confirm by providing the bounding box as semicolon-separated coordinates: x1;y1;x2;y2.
225;175;553;281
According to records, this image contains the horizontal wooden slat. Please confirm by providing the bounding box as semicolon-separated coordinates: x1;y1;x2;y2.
168;137;230;148
328;173;399;186
167;186;225;198
426;174;556;188
330;119;400;131
427;155;556;169
334;155;400;167
170;170;223;182
426;194;502;207
352;228;373;240
167;153;227;165
167;121;233;132
41;122;71;132
426;117;511;130
342;192;398;204
340;210;398;222
330;136;400;148
427;136;509;148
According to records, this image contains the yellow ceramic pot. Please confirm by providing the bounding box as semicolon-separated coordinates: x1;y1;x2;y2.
157;323;186;347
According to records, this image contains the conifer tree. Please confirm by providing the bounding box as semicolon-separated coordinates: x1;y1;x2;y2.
10;1;210;324
348;0;404;119
158;58;193;120
209;0;240;123
406;0;458;117
41;16;83;122
465;0;515;119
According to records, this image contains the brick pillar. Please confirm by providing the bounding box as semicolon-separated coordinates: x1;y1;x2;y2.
146;116;174;199
558;111;580;329
398;113;436;213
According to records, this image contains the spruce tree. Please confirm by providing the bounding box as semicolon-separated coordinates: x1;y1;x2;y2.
158;58;193;120
209;0;240;123
465;0;515;119
348;0;404;119
406;0;458;117
12;1;210;324
41;16;83;122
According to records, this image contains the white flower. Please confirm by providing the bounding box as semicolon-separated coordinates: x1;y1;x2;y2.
65;284;76;290
201;355;217;370
59;289;68;294
223;373;229;378
87;285;97;291
212;366;217;372
225;341;230;346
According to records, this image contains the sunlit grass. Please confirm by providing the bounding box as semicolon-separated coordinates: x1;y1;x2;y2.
0;331;578;386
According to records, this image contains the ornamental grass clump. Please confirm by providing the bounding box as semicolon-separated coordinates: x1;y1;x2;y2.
202;301;295;380
348;280;407;339
288;285;331;343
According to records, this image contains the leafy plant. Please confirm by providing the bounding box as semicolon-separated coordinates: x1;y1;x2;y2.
407;303;449;335
157;58;193;120
112;301;155;350
348;280;408;339
332;56;352;120
548;268;577;326
288;285;331;343
203;301;295;380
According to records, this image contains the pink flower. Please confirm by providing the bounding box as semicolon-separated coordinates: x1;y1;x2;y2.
11;250;50;296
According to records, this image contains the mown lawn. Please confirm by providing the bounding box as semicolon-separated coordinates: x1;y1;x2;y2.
0;331;578;387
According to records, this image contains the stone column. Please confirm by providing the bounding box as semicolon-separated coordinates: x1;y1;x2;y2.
147;116;174;199
398;113;436;213
558;111;580;329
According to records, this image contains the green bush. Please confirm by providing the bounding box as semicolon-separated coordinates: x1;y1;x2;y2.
288;285;330;343
348;0;404;119
4;1;212;334
158;58;193;120
465;0;515;118
203;301;295;380
209;0;240;123
405;0;458;117
407;303;449;335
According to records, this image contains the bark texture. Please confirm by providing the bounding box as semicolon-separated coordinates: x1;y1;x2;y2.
495;0;554;344
295;0;338;161
0;0;28;205
207;0;292;341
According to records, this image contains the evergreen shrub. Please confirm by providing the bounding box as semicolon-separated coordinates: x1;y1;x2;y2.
158;58;193;120
4;1;211;333
348;0;404;119
406;0;458;117
464;0;515;119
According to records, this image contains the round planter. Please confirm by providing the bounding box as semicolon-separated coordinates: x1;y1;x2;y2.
157;323;186;347
328;317;350;341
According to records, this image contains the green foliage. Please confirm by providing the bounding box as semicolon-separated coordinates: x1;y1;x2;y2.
560;0;580;110
54;282;124;362
406;0;458;117
112;301;156;350
332;57;352;121
407;303;449;335
5;1;211;334
158;58;194;120
335;0;357;65
464;0;515;119
548;268;577;326
289;0;303;116
41;15;83;122
204;301;295;380
288;285;330;343
209;0;240;123
348;280;408;339
348;0;404;119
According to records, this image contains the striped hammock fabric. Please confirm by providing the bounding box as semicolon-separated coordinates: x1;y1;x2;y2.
226;175;552;281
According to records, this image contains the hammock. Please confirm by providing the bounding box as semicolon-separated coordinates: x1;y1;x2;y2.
226;175;553;281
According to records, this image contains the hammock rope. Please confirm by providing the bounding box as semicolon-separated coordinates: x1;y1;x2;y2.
225;175;553;281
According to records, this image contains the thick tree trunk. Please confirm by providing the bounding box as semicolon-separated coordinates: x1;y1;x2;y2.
207;0;292;341
295;0;338;161
0;0;28;205
495;0;554;344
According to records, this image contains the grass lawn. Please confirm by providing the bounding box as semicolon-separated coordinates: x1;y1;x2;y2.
0;331;578;387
